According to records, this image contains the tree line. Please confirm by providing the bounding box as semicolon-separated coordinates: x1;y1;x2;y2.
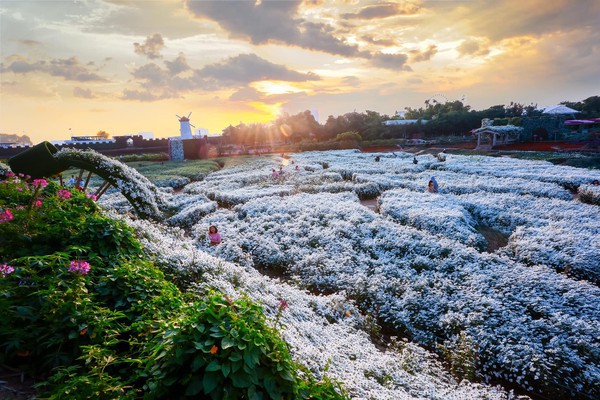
220;95;599;145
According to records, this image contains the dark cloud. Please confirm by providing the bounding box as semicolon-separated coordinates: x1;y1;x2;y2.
410;44;438;62
457;39;490;57
369;52;411;71
1;56;107;82
185;0;361;57
342;76;361;86
73;87;96;99
342;2;420;19
200;54;320;85
165;52;191;75
133;33;165;59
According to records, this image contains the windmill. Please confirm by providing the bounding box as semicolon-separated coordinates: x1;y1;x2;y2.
176;112;196;139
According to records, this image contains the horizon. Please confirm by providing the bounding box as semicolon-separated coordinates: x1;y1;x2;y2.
1;0;599;145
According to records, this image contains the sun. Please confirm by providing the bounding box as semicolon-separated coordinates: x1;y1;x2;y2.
252;81;305;96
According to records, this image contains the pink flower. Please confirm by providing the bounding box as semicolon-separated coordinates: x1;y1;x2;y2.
32;179;48;188
68;260;91;275
57;189;71;199
86;193;97;201
34;200;42;208
16;187;23;191
6;172;15;178
0;264;15;277
0;209;13;223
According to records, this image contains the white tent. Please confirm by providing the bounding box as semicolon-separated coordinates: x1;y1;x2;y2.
542;105;581;115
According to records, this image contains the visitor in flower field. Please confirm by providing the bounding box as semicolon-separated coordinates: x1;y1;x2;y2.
208;225;221;246
279;165;284;175
593;179;599;186
413;156;418;164
374;156;380;162
427;176;439;193
68;175;76;186
272;168;278;179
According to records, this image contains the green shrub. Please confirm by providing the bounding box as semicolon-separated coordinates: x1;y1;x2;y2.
0;171;348;400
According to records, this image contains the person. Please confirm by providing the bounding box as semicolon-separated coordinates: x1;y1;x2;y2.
68;175;76;186
427;176;439;193
208;225;221;246
374;156;380;162
272;168;278;179
279;165;284;175
593;179;599;186
295;165;299;171
413;156;418;165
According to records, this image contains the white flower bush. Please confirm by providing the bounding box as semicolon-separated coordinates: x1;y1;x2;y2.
379;189;485;249
109;211;513;400
94;149;599;399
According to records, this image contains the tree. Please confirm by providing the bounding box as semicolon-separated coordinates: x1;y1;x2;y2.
96;130;110;139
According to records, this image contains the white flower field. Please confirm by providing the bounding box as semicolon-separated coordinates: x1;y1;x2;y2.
101;150;599;400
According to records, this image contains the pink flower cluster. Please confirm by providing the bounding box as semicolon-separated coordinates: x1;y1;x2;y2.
32;178;48;188
0;264;15;277
57;189;71;199
0;209;13;223
68;260;91;275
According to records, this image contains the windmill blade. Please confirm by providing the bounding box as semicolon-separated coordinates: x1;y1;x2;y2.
176;114;183;119
190;124;196;128
187;112;192;118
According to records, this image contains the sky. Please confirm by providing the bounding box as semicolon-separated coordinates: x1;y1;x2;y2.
1;0;599;143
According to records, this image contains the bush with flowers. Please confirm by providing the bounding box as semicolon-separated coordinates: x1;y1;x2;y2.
0;170;347;399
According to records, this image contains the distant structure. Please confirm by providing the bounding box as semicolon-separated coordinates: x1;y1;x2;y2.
195;128;209;137
176;112;195;139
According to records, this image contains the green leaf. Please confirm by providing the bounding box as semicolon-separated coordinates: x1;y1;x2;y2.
222;336;235;349
221;363;231;378
231;371;253;388
205;360;221;372
185;375;203;396
192;355;205;372
203;371;220;394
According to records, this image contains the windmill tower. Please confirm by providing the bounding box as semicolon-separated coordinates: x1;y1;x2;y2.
176;112;195;139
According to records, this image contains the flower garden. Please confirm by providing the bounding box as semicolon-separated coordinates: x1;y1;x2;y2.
1;149;599;399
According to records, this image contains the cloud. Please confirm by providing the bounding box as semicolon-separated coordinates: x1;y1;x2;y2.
165;52;191;75
457;38;490;57
369;52;411;71
73;87;96;98
199;53;320;86
133;33;165;59
124;52;320;101
121;89;175;102
410;44;438;62
361;35;397;47
342;2;420;19
1;56;107;82
229;87;264;102
19;39;41;47
186;0;362;57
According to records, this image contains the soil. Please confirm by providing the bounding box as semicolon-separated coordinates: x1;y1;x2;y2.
359;198;379;212
476;225;509;253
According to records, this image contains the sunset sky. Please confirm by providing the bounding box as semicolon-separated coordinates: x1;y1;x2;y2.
1;0;599;144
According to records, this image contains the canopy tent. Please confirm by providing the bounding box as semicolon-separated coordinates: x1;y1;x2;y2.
542;105;581;115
